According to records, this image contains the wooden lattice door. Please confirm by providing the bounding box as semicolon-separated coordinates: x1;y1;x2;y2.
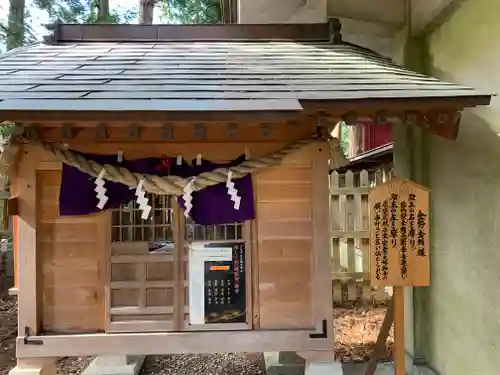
107;193;250;333
107;195;183;333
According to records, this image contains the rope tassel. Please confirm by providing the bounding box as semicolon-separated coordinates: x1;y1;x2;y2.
226;170;241;210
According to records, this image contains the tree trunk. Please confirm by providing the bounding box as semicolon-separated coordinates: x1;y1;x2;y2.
7;0;25;51
99;0;110;23
139;0;155;24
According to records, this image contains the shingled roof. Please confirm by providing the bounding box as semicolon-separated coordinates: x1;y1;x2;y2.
0;21;491;115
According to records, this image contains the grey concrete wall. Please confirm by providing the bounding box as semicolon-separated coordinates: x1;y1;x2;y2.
327;0;405;27
394;0;500;374
237;0;393;56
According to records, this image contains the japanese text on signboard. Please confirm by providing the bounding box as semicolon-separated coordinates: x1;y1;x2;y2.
369;179;430;287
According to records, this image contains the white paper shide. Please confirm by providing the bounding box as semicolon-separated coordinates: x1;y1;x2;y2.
135;179;152;220
226;170;241;210
94;168;109;210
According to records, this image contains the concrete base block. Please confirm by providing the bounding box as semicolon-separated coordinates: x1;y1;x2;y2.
9;368;45;375
412;365;438;375
82;356;145;375
340;362;438;375
264;352;305;375
8;367;56;375
304;361;343;375
341;362;394;375
9;360;57;375
278;352;305;365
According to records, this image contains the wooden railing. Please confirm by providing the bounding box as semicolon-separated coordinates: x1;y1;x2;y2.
330;164;394;305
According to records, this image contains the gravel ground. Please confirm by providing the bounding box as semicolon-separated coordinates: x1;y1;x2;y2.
57;358;95;375
334;305;394;363
0;297;392;375
141;354;265;375
55;354;265;375
0;297;16;375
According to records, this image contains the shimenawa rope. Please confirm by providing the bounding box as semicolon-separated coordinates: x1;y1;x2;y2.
28;136;324;196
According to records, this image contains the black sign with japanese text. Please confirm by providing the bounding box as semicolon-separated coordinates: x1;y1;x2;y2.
203;242;246;323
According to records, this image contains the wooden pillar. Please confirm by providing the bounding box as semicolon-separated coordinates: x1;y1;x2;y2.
391;0;433;366
10;166;19;294
12;216;18;289
393;111;431;371
16;146;40;335
311;141;333;333
392;120;415;375
400;8;433;364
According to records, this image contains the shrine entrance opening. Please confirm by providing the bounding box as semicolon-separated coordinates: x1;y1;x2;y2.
108;194;250;333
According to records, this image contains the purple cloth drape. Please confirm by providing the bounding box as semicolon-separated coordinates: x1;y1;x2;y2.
59;152;255;225
177;155;254;225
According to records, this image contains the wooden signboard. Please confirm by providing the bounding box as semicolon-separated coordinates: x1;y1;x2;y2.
369;178;430;287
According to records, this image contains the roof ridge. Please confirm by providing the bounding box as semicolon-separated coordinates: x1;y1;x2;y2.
0;42;43;61
43;20;332;44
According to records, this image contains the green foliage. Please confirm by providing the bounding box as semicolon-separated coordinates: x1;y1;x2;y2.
339;121;349;157
0;122;15;140
158;0;222;24
5;0;32;50
0;0;220;53
33;0;137;24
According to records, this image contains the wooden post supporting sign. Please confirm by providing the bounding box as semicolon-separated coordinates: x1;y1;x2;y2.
368;178;430;375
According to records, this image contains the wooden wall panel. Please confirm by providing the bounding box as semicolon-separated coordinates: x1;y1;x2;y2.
254;145;315;329
15;119;318;335
37;169;105;333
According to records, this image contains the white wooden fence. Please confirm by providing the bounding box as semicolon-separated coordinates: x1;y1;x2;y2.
330;165;394;305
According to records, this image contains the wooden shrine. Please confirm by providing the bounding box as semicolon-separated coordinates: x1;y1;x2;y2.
0;19;491;372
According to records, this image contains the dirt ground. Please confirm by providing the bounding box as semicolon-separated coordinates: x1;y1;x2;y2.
0;297;16;375
333;304;394;363
0;297;393;375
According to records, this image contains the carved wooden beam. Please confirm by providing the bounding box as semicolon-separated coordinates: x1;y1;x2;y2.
61;123;75;140
227;123;237;139
431;110;460;140
22;126;38;140
260;123;271;138
404;110;461;140
128;124;141;140
195;123;206;140
374;111;387;124
404;111;419;127
96;124;108;140
162;124;174;140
